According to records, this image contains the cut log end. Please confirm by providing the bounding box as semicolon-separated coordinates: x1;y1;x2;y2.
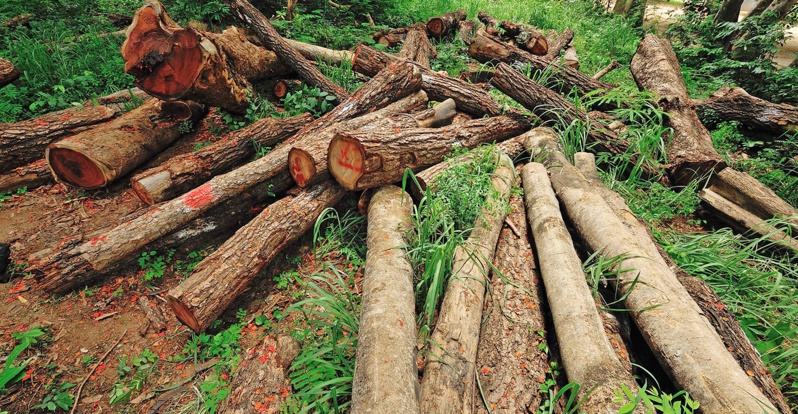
527;36;548;55
328;135;365;190
166;295;202;333
288;148;318;188
47;148;106;189
426;18;445;37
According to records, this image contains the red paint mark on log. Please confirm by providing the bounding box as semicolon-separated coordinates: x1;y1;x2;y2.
290;157;306;185
59;113;74;121
35;119;48;127
182;183;216;210
336;142;361;172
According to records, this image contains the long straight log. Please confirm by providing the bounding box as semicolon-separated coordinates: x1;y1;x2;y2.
419;153;514;414
130;113;313;204
630;34;725;184
694;85;798;135
426;9;467;38
328;115;531;191
29;62;420;294
352;45;501;117
47;99;206;189
526;128;776;413
709;167;798;230
0;160;52;193
397;28;437;69
284;38;354;65
0;58;21;88
351;185;419;414
167;180;345;333
228;0;349;102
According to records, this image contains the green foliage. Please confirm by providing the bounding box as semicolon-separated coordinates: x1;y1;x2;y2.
0;327;47;392
0;186;27;209
318;59;363;93
33;381;75;412
282;85;337;117
312;208;367;266
109;349;159;405
252;140;272;159
168;0;231;28
137;249;175;281
614;383;700;413
430;38;470;76
174;248;211;276
271;7;387;50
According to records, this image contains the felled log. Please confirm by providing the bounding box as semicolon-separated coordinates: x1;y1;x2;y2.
630;34;725;184
419;153;514;413
328;115;531;191
0;160;52;193
351;186;419;414
273;79;302;99
457;68;494;84
477;11;500;36
474;170;548;413
285;38;354;65
525;128;777;413
710;167;798;229
352;45;501;117
31;61;420;294
130;113;312;205
219;335;300;414
694;85;798;136
563;45;579;69
228;0;349;102
122;1;292;112
397;28;437;69
0;58;21;88
499;21;548;55
521;161;639;413
46;99;205;189
167;180;345;332
593;60;621;80
371;23;427;47
544;29;574;61
289;96;453;188
426;9;467;37
458;20;475;44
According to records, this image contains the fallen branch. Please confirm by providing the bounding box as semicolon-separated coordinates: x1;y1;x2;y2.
477;11;500;36
544;29;574;61
0;160;52;193
694;85;798;136
285;38;354;65
371;23;427;47
593;60;621;80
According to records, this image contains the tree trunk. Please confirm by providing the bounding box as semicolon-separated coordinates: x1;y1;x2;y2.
426;9;467;37
525;128;777;413
418;154;514;414
474;171;548;414
328;115;531;191
284;38;354;65
219;335;301;414
228;0;349;102
593;60;621;80
351;185;420;414
289;97;455;188
458;20;475;44
764;0;797;19
744;0;775;19
47;99;205;189
0;58;21;88
694;85;798;135
371;23;427;47
122;2;292;112
352;45;501;117
709;167;798;230
31;62;420;294
521;160;640;414
715;0;746;22
398;28;437;69
630;34;725;184
130;113;312;205
544;29;574;61
167;180;345;333
477;11;500;36
0;160;52;193
273;79;302;99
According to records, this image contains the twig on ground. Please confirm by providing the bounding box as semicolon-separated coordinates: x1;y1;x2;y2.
71;329;127;414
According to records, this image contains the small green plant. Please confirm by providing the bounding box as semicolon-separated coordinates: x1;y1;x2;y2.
282;85;336;117
137;249;175;281
109;348;159;405
180;120;196;135
252;140;271;159
614;383;700;413
312;208;367;267
174;248;211;275
33;381;75;412
29;71;98;112
1;327;47;392
0;186;27;209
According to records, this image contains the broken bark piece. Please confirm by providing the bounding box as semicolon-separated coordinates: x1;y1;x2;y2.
352;45;501;117
351;186;419;414
544;29;574;61
328;115;530;191
0;160;53;193
474;170;548;414
709;167;798;231
0;58;21;88
426;9;467;37
228;0;349;102
371;23;427;47
167;180;345;333
477;11;500;36
694;85;798;135
526;128;777;413
458;20;475;44
630;34;725;184
397;28;437;69
290;97;454;188
130;113;312;205
46;99;205;189
220;335;301;414
419;153;513;413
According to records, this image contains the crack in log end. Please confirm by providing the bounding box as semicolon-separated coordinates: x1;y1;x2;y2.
167;294;202;332
47;148;106;188
181;183;218;211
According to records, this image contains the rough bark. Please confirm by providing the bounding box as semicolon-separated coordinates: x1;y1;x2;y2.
715;0;746;22
371;23;427;47
477;11;500;36
525;128;777;413
228;0;349;102
290;96;454;188
130;113;311;204
458;20;476;44
352;45;501;117
0;160;52;193
499;21;548;55
593;60;621;80
709;167;798;230
630;34;725;184
219;335;301;414
426;9;467;37
418;154;514;414
167;180;345;332
694;85;798;135
122;2;292;112
351;186;419;414
328;115;531;191
744;0;775;19
544;29;574;61
31;62;419;293
398;28;437;69
474;171;548;414
284;38;354;65
0;58;21;88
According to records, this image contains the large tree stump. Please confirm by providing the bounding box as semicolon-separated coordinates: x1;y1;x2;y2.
418;153;514;414
122;1;292;112
167;180;345;333
130;113;312;204
694;85;798;136
525;128;777;413
351;186;419;414
0;58;21;88
328;115;531;191
46;99;205;189
426;10;467;37
352;45;501;117
630;34;725;184
0;160;52;193
397;28;437;69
